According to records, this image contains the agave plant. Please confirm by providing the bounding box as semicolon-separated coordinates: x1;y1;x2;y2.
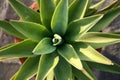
0;0;120;80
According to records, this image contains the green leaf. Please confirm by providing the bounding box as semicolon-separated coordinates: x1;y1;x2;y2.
40;0;55;30
73;42;113;65
78;32;120;49
89;7;120;32
65;14;103;42
54;57;72;80
51;0;68;36
10;21;50;42
9;0;41;23
12;56;40;80
0;20;26;39
97;0;120;14
73;62;96;80
85;8;97;17
69;0;89;22
82;62;96;80
33;38;56;55
0;39;36;58
36;53;59;80
87;62;120;74
58;44;83;70
46;70;54;80
0;43;14;50
0;58;14;61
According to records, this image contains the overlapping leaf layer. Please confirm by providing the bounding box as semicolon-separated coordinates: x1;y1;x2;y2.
0;0;120;80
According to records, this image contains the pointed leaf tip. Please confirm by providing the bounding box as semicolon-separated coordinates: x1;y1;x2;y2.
66;14;103;41
33;38;56;55
0;39;36;58
73;42;113;65
10;21;50;42
9;0;41;23
0;20;26;39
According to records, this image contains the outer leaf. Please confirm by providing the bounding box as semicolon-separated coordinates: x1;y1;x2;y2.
51;0;68;36
69;0;88;22
0;43;14;50
85;0;105;16
40;0;55;30
33;38;56;55
89;7;120;31
73;67;89;80
73;42;113;65
12;56;40;80
87;0;93;7
0;58;15;61
90;0;105;9
9;0;41;23
58;44;83;70
73;62;96;80
65;14;103;41
10;21;50;42
0;20;26;39
36;53;59;80
78;32;120;49
87;62;120;74
97;0;120;14
0;39;36;58
54;57;72;80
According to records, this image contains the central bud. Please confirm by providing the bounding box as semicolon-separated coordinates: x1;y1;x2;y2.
52;34;63;46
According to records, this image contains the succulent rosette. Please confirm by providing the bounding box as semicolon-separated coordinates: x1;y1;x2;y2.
0;0;120;80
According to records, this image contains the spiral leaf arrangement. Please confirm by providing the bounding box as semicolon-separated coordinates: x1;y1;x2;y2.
0;0;120;80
